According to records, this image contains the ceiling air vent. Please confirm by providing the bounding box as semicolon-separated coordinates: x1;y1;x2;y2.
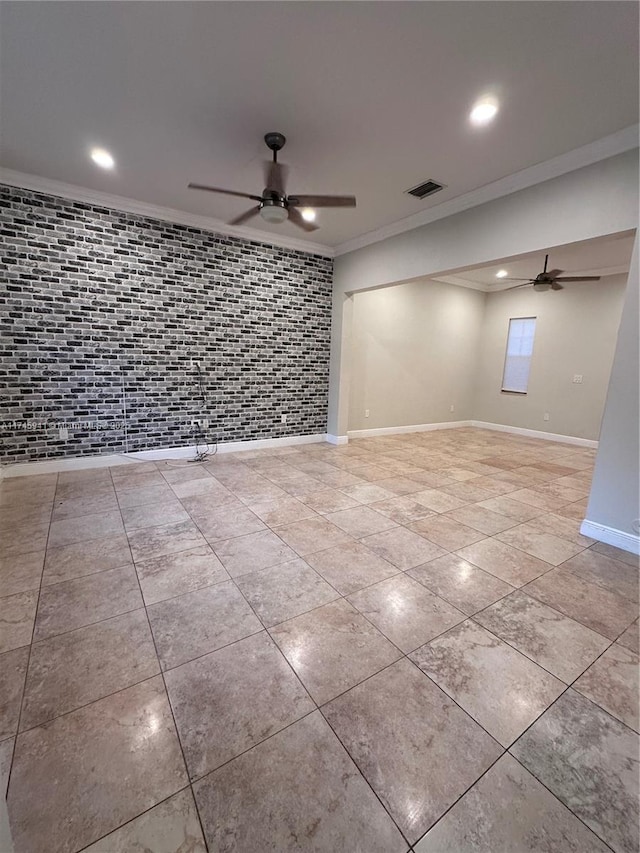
406;179;445;200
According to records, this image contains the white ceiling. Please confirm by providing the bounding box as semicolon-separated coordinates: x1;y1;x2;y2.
433;231;636;292
0;2;638;250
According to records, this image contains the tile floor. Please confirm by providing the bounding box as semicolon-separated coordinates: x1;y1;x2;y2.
1;427;638;853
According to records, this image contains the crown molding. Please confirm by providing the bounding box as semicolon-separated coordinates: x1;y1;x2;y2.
0;168;335;259
333;124;639;258
2;124;637;263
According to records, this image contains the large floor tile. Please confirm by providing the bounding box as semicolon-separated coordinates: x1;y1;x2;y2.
165;631;314;779
212;529;297;578
193;711;405;853
475;590;610;682
274;516;353;556
0;591;38;653
48;510;124;548
590;541;639;568
42;534;132;586
116;481;176;508
361;527;446;570
415;753;609;853
562;548;639;603
340;482;396;504
476;495;544;522
34;565;143;642
618;618;639;653
347;574;466;653
21;609;160;730
0;502;52;531
248;496;318;527
270;599;401;704
574;643;639;732
0;550;44;597
305;540;399;595
7;677;187;853
408;514;486;550
0;647;29;741
127;519;208;561
512;689;639;853
495;523;585;566
408;553;514;615
445;504;517;535
369;496;436;524
299;488;361;514
147;580;262;670
526;511;595;547
456;538;552;586
52;491;119;521
121;500;190;532
0;523;49;558
135;545;228;605
325;505;397;538
410;620;564;746
323;658;501;843
523;569;638;640
236;558;339;627
83;788;207;853
412;489;469;513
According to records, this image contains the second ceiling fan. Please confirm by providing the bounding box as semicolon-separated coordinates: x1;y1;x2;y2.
503;254;601;291
188;132;356;232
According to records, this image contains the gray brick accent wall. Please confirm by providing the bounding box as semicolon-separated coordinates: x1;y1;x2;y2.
0;185;333;462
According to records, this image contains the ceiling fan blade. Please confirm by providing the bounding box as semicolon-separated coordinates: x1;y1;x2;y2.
503;277;535;282
228;206;261;226
553;276;601;282
188;183;262;202
287;195;356;208
263;161;289;196
287;206;320;232
546;269;564;278
504;283;533;291
551;282;564;291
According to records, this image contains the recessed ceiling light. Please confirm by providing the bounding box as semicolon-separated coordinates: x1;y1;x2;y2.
90;148;114;169
301;208;316;222
496;269;508;278
470;98;499;126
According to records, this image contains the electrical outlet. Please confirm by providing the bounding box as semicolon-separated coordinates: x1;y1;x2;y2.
199;418;208;430
450;405;455;413
543;413;550;422
281;414;287;424
59;427;68;440
572;375;583;384
365;409;370;418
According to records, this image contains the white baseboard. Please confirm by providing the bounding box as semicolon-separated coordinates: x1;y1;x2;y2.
348;420;472;439
470;421;599;448
580;519;640;555
326;434;349;446
0;433;328;478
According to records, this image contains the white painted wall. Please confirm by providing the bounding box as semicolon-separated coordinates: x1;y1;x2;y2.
473;275;627;440
348;280;485;431
348;274;626;441
585;237;639;545
330;150;639;436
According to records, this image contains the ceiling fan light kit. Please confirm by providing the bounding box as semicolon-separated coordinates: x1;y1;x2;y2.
188;132;356;232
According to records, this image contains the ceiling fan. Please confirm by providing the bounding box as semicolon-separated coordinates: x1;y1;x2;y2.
503;254;601;292
188;132;356;232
